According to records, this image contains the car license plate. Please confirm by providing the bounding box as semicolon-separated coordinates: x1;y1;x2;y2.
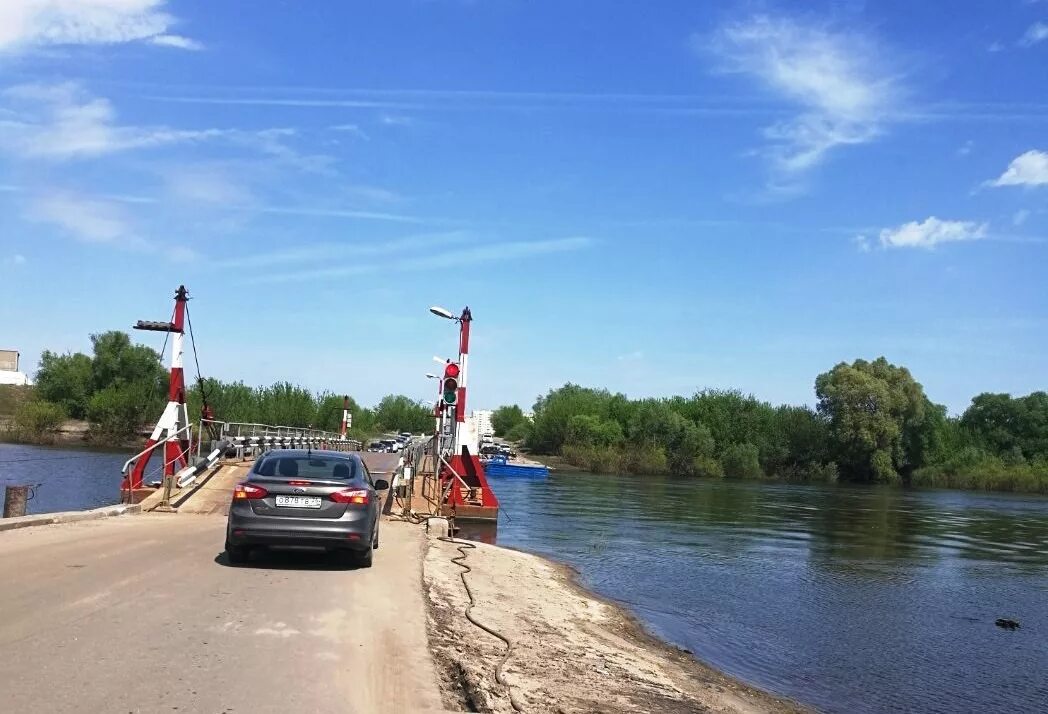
275;495;322;508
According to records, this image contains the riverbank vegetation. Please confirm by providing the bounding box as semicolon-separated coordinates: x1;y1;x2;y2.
495;357;1048;494
3;331;433;446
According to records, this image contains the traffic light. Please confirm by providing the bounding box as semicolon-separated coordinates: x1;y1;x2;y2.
442;362;460;405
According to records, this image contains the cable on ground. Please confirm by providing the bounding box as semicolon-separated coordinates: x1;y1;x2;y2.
438;534;526;713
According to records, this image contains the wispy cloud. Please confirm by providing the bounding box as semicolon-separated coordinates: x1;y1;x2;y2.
1019;22;1048;47
989;149;1048;187
702;15;901;185
864;217;988;250
617;351;644;362
3;253;27;267
1013;209;1031;226
28;191;139;245
150;34;203;51
25;190;196;260
380;114;414;127
329;123;370;140
0;0;199;53
217;232;473;270
0;83;225;160
243;236;594;284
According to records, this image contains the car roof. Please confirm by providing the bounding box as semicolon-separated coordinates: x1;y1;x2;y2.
259;449;360;461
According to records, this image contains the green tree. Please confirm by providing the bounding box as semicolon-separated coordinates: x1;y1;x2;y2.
372;395;432;433
492;404;526;436
34;351;93;418
815;357;933;483
565;413;624;448
87;383;164;440
11;399;67;443
89;331;166;393
961;391;1048;461
722;442;763;479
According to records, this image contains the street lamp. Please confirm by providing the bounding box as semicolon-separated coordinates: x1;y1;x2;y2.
428;305;473;453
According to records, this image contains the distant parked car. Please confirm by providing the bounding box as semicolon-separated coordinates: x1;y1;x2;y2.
367;441;384;452
225;449;387;567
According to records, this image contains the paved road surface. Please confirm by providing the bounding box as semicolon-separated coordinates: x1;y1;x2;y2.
0;514;445;713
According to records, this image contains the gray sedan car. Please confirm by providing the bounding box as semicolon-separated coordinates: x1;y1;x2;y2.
225;450;387;566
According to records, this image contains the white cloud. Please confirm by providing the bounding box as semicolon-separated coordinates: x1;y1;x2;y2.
989;149;1048;187
247;236;594;284
380;114;414;126
876;217;987;249
26;190;197;259
28;192;136;244
164;164;252;205
957;140;974;156
852;234;872;253
1019;22;1048;47
329;123;370;140
1013;209;1031;226
150;34;202;50
0;0;199;53
0;82;225;159
616;351;644;362
703;15;899;177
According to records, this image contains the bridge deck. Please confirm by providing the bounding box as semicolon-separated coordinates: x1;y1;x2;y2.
0;512;446;713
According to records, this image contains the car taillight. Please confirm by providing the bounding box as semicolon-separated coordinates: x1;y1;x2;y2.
287;480;312;486
233;482;268;500
330;489;369;505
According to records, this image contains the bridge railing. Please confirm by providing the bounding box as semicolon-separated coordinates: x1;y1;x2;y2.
120;423;195;504
198;419;361;460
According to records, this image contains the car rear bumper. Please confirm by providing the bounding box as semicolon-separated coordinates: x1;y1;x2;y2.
226;506;375;550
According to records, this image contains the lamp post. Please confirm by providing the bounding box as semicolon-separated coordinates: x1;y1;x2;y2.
429;305;472;453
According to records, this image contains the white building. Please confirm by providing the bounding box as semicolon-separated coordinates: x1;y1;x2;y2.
0;349;31;386
471;409;494;439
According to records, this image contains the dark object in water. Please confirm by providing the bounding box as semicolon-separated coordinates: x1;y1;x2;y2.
995;618;1020;630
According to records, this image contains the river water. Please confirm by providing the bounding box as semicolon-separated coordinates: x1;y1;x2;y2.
5;444;1046;712
0;443;125;514
480;472;1048;714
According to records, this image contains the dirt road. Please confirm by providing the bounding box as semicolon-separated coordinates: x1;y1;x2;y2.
0;514;445;713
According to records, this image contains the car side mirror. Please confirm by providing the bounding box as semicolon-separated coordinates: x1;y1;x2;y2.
373;479;390;491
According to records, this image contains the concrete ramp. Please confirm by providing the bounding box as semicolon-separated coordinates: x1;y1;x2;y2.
140;462;249;516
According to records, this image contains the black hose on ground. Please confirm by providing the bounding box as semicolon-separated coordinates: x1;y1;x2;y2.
438;535;526;713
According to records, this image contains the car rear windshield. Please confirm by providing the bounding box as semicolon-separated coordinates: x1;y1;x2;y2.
254;455;361;481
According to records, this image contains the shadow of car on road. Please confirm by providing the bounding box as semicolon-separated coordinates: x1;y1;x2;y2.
213;547;368;571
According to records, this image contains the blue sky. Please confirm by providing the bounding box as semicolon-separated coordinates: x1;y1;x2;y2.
0;0;1045;415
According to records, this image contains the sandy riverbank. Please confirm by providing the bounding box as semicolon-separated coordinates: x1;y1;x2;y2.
423;537;805;714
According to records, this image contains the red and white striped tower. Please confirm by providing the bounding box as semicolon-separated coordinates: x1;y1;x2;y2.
454;307;472;451
123;286;191;492
340;395;350;439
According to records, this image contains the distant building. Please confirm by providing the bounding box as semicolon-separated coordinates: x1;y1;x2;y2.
0;349;31;386
471;409;494;438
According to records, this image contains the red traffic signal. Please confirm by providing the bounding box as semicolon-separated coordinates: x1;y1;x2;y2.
442;363;460;405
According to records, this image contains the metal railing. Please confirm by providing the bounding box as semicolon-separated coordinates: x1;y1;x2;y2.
120;423;194;505
197;419;361;461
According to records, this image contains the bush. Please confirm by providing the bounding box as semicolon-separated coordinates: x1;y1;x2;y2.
10;400;67;443
692;455;724;478
620;444;668;475
87;384;162;440
912;448;1048;494
721;442;763;479
505;421;532;443
561;443;623;474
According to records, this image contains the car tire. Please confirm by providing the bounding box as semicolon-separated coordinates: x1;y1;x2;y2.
373;527;379;550
225;541;249;565
356;542;374;568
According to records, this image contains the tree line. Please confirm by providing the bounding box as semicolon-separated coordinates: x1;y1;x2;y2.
5;330;433;445
492;357;1048;494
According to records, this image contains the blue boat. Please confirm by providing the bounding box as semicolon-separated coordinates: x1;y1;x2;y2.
481;453;549;479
